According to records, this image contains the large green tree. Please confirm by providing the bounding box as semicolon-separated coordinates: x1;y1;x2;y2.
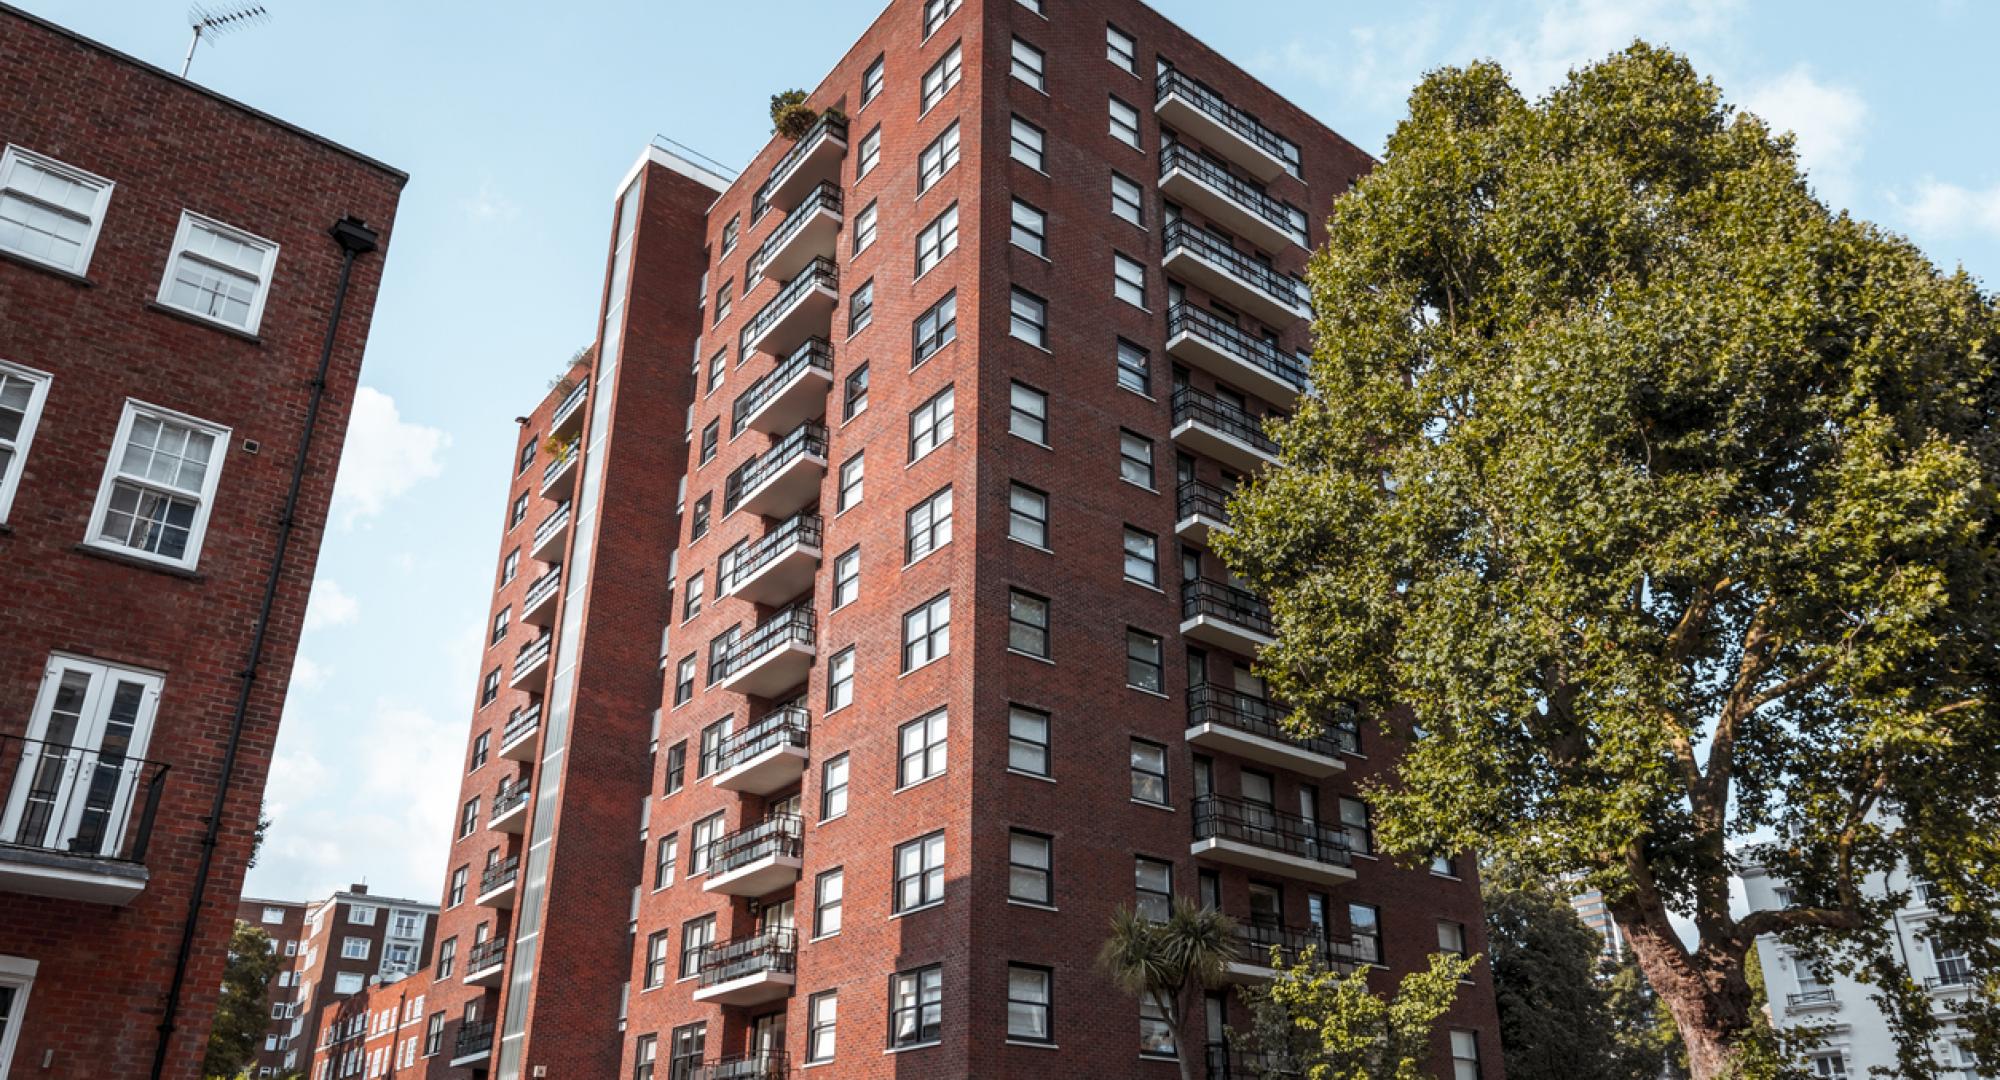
1219;42;2000;1078
1484;867;1625;1078
204;921;281;1079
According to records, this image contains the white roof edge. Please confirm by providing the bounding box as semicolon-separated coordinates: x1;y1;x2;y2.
618;143;733;200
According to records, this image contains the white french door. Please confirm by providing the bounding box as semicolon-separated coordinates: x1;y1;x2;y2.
2;655;161;858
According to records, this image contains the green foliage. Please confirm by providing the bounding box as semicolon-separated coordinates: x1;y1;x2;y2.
1484;866;1625;1078
1218;38;2000;1079
1240;950;1474;1079
769;89;816;140
1606;955;1692;1079
204;922;280;1079
1098;900;1237;1080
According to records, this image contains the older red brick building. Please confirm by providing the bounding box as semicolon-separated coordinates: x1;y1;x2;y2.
0;6;404;1079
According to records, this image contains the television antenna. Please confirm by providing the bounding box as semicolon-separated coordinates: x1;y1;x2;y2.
180;3;269;78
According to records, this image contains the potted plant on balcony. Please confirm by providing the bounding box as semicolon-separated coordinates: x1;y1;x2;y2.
770;89;817;140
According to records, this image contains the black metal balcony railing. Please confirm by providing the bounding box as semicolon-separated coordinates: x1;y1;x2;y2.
714;707;811;774
718;607;817;680
701;814;805;879
724;423;830;514
532;502;571;550
1173;386;1280;458
454;1020;495;1058
541;440;578;487
551;376;589;428
1187;684;1351;758
1167;303;1309;394
723;513;824;595
756;112;849;211
1786;989;1836;1008
0;733;169;862
513;633;552;678
750;183;843;279
1232;919;1342;969
493;780;531;818
743;258;838;350
1176;478;1233;529
503;703;542;747
1163;221;1309;315
1192;793;1352;868
1160;144;1305;245
732;338;833;434
1927;966;1976;991
1184;578;1275;638
522;567;562;612
1156;68;1295;169
1205;1041;1301;1080
465;937;506;974
688;1050;792;1080
696;927;799;988
480;855;520;895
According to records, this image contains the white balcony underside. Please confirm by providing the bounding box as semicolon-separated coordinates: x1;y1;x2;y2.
1156;92;1290;183
1185;721;1342;778
692;969;796;1007
1189;836;1356;887
1171;417;1277;475
1159;162;1302;255
718;642;816;699
712;744;809;796
702;853;802;898
723;544;821;607
1162;244;1307;330
1166;326;1301;408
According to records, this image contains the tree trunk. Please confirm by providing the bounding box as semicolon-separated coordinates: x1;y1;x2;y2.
1157;990;1199;1080
1616;909;1758;1080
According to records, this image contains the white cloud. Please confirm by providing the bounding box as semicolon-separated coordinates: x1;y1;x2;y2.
1491;0;1742;96
461;179;521;224
290;655;331;693
1890;178;2000;240
1741;65;1868;206
330;387;449;529
303;578;360;631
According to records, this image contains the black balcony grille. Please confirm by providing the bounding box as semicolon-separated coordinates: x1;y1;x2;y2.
696;927;799;988
1204;1041;1302;1080
1183;578;1274;638
522;568;561;612
718;607;817;680
1172;386;1279;457
454;1020;495;1058
1187;684;1350;758
723;514;824;595
1163;221;1309;315
1785;989;1836;1008
541;440;578;487
551;376;589;428
480;855;520;895
1159;144;1305;245
688;1051;791;1080
0;733;168;863
492;781;531;818
750;183;843;280
465;937;506;974
701;814;804;878
1232;919;1367;970
714;707;811;774
1167;303;1308;394
502;704;542;747
513;634;552;679
724;423;829;514
1192;793;1351;868
733;339;833;434
756;112;849;211
1156;68;1296;169
744;258;838;350
1176;479;1233;529
532;502;571;550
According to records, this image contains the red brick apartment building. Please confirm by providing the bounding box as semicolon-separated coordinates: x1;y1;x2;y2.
397;1;1501;1079
0;6;404;1079
314;971;437;1080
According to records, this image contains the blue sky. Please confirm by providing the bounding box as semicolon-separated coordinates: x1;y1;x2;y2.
21;0;1997;904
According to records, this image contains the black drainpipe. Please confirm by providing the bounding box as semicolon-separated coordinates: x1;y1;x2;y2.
149;216;381;1080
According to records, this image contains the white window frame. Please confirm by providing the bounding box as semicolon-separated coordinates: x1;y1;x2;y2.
1010;36;1046;92
0;145;114;276
1111;172;1144;226
915;203;959;277
0;359;53;523
0;954;38;1079
156;210;281;334
1107;25;1138;73
1009;116;1045;172
1010;199;1047;258
3;656;164;858
1110;96;1142;150
83;399;231;571
918;123;961;193
921;43;963;114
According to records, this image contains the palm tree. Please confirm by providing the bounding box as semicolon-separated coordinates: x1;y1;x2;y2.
1098;899;1238;1080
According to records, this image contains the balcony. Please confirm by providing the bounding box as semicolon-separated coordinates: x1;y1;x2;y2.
530;502;571;563
1162;221;1310;329
1186;684;1343;778
1172;386;1279;474
1784;989;1838;1012
509;633;552;689
1166;303;1308;407
489;781;531;835
1205;1041;1301;1080
1175;479;1233;545
477;855;520;908
499;703;542;762
550;375;589;439
450;1020;494;1067
717;607;816;698
756;112;848;218
1182;579;1275;654
1190;793;1355;886
720;513;823;607
520;567;561;627
692;928;799;1007
744;258;838;358
0;733;167;906
1159;144;1307;254
700;814;804;897
1226;920;1365;981
711;708;810;796
1155;68;1297;183
725;422;828;520
540;440;579;499
733;338;833;437
463;938;506;988
688;1051;791;1080
750;182;843;284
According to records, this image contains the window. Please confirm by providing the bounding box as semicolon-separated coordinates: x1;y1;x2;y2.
848;202;879;259
833;546;860;607
0;145;114;274
423;1013;444;1056
1009;115;1045;171
1110;172;1145;229
889;965;942;1047
489;607;510;647
679;915;715;979
479;667;500;706
1338;797;1373;855
448;867;467;906
1438;920;1469;958
849;278;874;334
698;419;718;465
915;204;959;276
815;868;845;937
434;937;456;979
654;833;678;889
712;280;732;325
1451;1030;1483;1080
0;361;50;522
500;548;520;585
719;214;739;256
918;123;961;192
156;211;281;332
1116;339;1151;395
827;647;856;711
1008;484;1048;548
86;401;229;568
905;486;953;562
1008;382;1047;445
1123;527;1159;586
664;740;686;794
1009;288;1047;348
1010;37;1045;91
1109;95;1142;149
690;494;710;541
689;813;725;876
510;493;529;529
922;0;959;36
1131;740;1169;805
1009;198;1047;257
673;657;696;707
1005;965;1053;1044
633;1034;657;1080
1007;706;1051;776
912;292;957;363
1350;903;1384;965
1135;857;1173;920
1113;252;1147;308
1018;0;1043;12
459;797;479;838
682;571;704;621
1140;996;1176;1057
821;754;850;820
341;936;371;961
669;1024;706;1078
1008;590;1050;658
1008;830;1053;905
893;832;946;912
334;972;364;996
643;930;670;988
807;991;838;1062
908;385;955;461
1119;430;1155;488
261;906;285;924
1107;24;1137;72
1432;853;1462;877
898;709;948;787
902;593;951;671
862;55;885;106
857;126;881;178
837;453;864;511
706;349;726;395
921;44;962;112
1127;630;1164;693
698;717;730;777
469;731;490;771
842;363;869;420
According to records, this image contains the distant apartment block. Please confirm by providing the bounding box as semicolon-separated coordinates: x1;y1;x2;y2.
1570;886;1628;962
